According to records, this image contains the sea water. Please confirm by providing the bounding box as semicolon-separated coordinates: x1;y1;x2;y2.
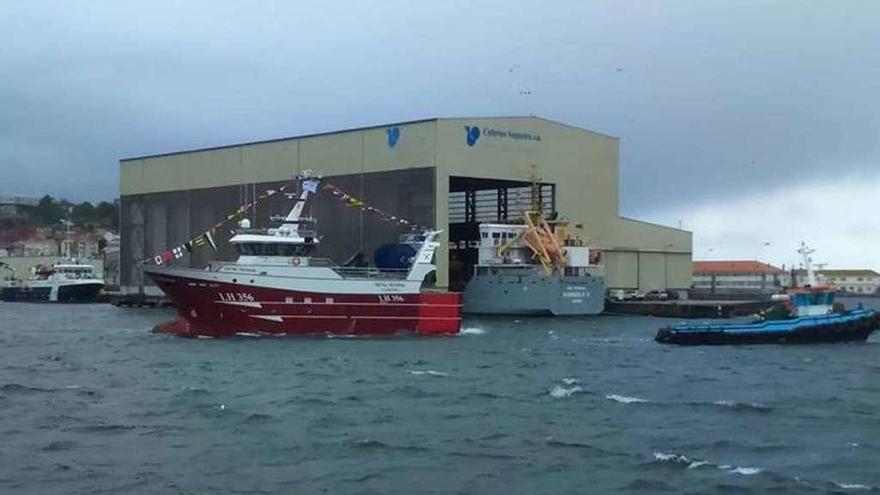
0;299;878;494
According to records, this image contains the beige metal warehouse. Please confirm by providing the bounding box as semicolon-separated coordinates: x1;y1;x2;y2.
118;116;691;296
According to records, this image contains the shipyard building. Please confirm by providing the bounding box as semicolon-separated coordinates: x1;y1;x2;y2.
118;116;692;295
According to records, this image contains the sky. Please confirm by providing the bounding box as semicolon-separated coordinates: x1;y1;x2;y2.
1;1;878;269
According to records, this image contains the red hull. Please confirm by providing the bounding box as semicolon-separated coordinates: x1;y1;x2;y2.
148;273;461;337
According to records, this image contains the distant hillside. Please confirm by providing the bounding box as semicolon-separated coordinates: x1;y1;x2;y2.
2;195;118;230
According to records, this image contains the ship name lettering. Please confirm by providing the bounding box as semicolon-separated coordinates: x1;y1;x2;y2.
378;294;405;303
218;292;255;302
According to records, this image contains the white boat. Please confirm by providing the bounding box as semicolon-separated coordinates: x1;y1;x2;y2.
1;261;104;302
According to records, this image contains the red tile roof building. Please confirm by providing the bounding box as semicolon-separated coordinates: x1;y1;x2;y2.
693;261;785;275
692;260;788;294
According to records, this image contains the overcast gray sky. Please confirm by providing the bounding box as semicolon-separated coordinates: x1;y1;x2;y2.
2;1;878;267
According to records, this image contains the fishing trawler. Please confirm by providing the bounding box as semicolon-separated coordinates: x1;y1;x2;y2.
462;210;605;315
144;173;461;337
656;243;880;345
1;261;104;303
1;222;104;303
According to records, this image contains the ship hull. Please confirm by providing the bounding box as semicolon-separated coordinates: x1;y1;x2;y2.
1;282;103;303
145;270;461;337
463;268;605;316
656;309;880;345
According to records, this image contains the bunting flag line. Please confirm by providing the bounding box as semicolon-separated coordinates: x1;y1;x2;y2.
142;182;295;266
321;183;427;231
142;175;422;267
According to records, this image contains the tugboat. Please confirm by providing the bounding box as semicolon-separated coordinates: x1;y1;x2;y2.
144;173;461;337
656;243;880;345
462;209;605;316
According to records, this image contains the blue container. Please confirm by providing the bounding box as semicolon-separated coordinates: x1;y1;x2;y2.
374;243;417;270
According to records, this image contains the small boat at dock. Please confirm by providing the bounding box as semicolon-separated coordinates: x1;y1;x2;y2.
656;243;880;345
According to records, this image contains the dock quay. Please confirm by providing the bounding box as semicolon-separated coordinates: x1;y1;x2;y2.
109;293;172;308
605;299;771;319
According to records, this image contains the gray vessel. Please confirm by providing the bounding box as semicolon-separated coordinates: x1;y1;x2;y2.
463;214;605;315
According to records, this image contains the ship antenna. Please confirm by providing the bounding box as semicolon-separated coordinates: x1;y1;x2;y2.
797;241;817;286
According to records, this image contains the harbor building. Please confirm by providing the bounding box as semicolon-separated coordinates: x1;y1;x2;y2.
797;269;880;295
118;116;692;296
691;260;787;298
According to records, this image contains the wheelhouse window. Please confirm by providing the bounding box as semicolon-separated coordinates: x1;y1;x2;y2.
236;243;313;256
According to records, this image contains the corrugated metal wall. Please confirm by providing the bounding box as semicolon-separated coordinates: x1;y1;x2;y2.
120;168;434;291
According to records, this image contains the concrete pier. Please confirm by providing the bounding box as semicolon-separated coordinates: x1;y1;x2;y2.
605;299;771;319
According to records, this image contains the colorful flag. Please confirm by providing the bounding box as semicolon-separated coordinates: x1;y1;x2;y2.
302;179;320;193
205;231;218;252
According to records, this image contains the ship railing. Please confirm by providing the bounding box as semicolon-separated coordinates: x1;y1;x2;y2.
205;259;409;279
332;267;410;280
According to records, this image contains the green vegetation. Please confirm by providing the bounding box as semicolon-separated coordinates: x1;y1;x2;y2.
26;196;118;229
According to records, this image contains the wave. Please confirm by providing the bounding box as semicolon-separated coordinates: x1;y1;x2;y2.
562;377;579;385
1;383;52;394
351;438;428;452
459;327;486;335
549;385;583;398
711;400;772;412
606;394;649;404
653;451;761;475
41;440;78;452
833;482;873;490
727;466;762;475
409;370;449;377
67;424;137;434
469;391;508;400
246;413;273;422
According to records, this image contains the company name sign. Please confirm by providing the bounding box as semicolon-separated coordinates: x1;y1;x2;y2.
483;128;542;142
464;125;542;147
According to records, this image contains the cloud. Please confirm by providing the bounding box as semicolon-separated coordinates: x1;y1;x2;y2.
643;173;880;271
0;1;878;209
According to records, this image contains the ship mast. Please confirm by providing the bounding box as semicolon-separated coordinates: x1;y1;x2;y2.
278;171;320;236
61;219;73;259
797;241;816;286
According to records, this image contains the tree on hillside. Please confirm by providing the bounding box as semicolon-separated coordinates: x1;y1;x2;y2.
95;201;118;229
71;201;96;224
33;195;67;225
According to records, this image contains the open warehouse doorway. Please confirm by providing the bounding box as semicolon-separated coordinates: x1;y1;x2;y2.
447;176;556;290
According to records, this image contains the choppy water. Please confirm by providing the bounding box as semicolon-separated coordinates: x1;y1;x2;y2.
1;299;879;494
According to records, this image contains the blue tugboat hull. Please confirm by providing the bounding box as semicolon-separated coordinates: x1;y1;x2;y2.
656;309;880;345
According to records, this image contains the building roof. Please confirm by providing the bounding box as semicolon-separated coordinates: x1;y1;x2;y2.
817;269;880;277
120;115;617;162
693;260;785;274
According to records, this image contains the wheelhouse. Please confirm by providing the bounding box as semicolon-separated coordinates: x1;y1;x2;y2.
234;242;314;257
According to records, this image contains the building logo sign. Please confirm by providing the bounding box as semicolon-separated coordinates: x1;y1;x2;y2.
386;126;401;148
464;125;541;147
464;126;481;146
